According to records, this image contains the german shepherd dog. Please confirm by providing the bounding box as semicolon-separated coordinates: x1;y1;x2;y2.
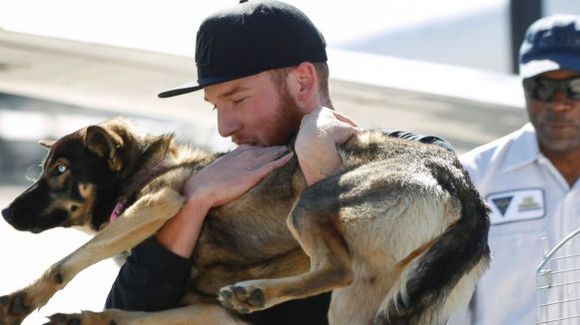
1;118;489;325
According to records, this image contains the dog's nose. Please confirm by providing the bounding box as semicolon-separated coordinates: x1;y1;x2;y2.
1;207;12;221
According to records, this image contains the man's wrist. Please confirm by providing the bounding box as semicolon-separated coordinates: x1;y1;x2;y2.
155;196;211;258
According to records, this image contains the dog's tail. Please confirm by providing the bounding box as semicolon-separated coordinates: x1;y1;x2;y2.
375;160;490;325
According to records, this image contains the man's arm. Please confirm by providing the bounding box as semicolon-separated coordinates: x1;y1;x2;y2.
295;107;361;185
106;145;292;311
105;237;191;311
295;107;455;186
157;145;293;258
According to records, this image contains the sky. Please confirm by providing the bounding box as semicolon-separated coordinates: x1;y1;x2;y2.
2;1;580;74
0;0;506;57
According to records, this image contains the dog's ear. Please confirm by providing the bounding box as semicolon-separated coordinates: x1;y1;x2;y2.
83;126;125;172
38;139;55;149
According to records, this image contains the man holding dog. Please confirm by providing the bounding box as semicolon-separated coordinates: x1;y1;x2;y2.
105;0;452;323
451;14;580;324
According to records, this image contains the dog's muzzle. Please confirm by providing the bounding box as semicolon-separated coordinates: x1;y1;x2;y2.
1;207;12;222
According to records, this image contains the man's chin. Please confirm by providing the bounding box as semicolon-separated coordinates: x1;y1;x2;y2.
539;135;580;152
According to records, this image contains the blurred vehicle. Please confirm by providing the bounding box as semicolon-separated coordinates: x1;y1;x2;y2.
0;93;202;186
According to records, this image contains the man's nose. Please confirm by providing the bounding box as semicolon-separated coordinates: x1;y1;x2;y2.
217;108;241;138
548;90;573;112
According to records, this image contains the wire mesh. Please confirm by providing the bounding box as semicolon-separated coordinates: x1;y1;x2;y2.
537;229;580;324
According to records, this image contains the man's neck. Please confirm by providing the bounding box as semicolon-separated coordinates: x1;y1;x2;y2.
541;145;580;187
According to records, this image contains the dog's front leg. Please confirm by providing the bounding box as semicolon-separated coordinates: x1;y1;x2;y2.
0;187;184;324
43;304;249;325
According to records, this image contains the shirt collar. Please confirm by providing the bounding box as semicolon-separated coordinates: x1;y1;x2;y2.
501;123;542;173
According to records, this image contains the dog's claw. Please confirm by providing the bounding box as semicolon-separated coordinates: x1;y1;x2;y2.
218;283;267;313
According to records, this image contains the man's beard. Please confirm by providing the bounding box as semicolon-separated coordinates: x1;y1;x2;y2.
265;89;305;146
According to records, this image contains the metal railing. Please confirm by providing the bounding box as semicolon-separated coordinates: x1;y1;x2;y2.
537;229;580;324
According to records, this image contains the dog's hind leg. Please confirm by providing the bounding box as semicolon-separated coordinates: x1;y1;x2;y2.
373;169;490;325
0;187;184;324
44;304;249;325
218;179;354;315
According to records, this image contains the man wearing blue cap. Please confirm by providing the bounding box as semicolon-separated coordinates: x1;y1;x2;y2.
453;14;580;324
104;1;451;324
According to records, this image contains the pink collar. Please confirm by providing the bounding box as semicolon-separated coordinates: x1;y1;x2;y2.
108;160;167;224
109;199;127;223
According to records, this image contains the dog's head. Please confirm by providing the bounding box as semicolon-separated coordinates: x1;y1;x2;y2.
1;118;140;233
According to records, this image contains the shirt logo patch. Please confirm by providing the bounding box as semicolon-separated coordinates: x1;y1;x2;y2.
486;189;545;225
491;196;513;216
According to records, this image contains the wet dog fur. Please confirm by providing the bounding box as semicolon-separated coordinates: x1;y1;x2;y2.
1;118;490;324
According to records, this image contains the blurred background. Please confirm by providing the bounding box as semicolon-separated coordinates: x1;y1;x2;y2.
1;0;580;323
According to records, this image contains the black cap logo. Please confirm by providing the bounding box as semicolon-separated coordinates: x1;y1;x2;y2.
196;32;214;68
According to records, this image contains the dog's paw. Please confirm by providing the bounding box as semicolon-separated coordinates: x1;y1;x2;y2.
0;291;33;325
218;282;267;314
44;313;83;325
44;311;119;325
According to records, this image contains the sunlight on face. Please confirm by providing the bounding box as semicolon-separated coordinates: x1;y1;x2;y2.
526;70;580;153
204;71;304;146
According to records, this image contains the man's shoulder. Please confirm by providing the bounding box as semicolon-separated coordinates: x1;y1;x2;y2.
460;124;534;176
382;129;454;152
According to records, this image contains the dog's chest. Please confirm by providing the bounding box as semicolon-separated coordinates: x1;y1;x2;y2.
192;195;300;267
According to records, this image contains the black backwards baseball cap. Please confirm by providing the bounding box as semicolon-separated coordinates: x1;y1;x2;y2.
519;14;580;79
158;0;327;98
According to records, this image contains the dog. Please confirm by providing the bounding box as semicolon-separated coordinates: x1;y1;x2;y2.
1;117;490;324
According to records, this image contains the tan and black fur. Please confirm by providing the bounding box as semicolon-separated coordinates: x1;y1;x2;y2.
1;118;490;324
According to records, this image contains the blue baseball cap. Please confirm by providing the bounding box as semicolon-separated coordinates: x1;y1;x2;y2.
519;15;580;79
158;0;327;98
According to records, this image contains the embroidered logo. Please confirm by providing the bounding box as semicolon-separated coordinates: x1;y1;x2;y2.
518;196;542;212
491;196;513;216
195;32;214;68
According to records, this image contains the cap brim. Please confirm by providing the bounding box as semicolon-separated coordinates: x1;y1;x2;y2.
158;81;203;98
520;54;580;79
158;72;262;98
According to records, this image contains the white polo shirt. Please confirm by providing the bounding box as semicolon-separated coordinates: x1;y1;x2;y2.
453;123;580;324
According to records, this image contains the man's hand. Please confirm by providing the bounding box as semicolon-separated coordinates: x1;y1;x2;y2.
184;145;293;207
157;145;292;258
295;107;362;186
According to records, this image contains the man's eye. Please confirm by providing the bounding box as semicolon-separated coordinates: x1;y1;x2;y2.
233;97;247;104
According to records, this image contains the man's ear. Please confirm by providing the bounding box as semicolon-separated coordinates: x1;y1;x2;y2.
290;62;319;112
38;139;55;149
83;125;124;171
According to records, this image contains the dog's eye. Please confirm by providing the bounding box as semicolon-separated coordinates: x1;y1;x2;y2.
56;164;67;174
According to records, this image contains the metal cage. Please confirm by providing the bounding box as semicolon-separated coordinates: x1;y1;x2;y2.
537;229;580;324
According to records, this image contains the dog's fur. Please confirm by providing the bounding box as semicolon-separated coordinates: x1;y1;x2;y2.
1;118;490;325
